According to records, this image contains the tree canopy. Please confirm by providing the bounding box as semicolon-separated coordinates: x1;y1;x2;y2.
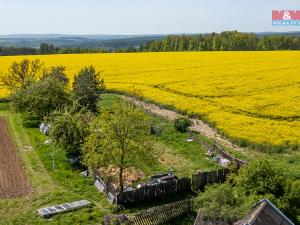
42;66;69;85
11;75;70;119
83;102;155;191
72;66;105;112
0;59;44;91
49;105;93;159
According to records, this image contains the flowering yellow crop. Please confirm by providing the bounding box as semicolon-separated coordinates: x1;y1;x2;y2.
0;51;299;147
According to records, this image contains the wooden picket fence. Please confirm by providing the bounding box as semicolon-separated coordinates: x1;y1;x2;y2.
193;209;227;225
104;198;192;225
191;168;230;191
131;198;191;225
117;177;191;205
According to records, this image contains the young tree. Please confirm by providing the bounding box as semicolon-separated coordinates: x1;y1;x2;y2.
49;105;93;159
11;76;70;119
0;59;44;91
83;103;155;191
72;66;105;112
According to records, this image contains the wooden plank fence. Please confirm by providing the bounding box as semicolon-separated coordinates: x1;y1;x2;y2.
93;170;118;203
213;143;247;168
191;168;230;191
95;168;234;204
194;209;204;225
94;142;246;204
117;177;191;205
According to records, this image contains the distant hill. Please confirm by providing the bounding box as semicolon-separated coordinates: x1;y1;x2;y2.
0;34;167;49
1;32;300;50
256;31;300;37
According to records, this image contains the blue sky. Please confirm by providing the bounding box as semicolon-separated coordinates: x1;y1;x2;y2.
0;0;300;34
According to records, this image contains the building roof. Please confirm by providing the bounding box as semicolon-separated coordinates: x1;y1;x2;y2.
233;198;294;225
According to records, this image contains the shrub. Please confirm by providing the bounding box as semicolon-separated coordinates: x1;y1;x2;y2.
194;159;300;223
21;114;40;128
23;120;40;128
174;117;192;133
194;183;251;224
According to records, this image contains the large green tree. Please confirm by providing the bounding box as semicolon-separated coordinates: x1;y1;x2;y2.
72;66;105;112
0;59;44;91
83;103;155;191
11;76;70;119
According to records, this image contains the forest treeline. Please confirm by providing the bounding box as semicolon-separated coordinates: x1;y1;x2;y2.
0;43;110;56
1;31;300;55
139;31;300;51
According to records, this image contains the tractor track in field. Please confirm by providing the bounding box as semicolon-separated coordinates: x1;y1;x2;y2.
123;96;245;152
0;117;30;198
109;81;300;121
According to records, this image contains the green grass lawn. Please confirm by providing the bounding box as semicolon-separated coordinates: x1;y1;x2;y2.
0;104;111;225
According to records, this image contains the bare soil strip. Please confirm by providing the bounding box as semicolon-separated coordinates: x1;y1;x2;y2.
123;96;244;152
0;117;30;198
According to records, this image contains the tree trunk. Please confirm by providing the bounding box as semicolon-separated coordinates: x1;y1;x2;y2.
119;165;124;192
119;147;125;192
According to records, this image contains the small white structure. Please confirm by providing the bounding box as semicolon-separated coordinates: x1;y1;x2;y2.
44;139;52;144
80;170;89;177
187;138;194;142
40;123;51;135
216;156;231;167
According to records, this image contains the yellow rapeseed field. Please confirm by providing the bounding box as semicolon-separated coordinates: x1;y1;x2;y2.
0;51;299;147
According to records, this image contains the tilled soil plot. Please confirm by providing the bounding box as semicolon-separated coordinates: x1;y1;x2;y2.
0;117;30;198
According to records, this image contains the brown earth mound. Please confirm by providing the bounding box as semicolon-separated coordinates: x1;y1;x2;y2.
0;117;30;198
99;165;145;188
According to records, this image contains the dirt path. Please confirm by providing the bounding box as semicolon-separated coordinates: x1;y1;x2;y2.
123;96;245;152
0;117;30;198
